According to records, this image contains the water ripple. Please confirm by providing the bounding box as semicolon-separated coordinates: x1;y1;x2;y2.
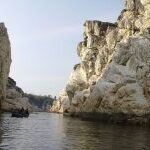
0;113;150;150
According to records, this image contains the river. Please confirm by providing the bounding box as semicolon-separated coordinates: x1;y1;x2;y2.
0;113;150;150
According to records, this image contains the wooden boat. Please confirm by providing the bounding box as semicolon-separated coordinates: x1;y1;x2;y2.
11;111;29;118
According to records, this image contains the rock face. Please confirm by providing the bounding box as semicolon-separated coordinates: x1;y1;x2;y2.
1;77;32;112
0;23;11;108
51;90;70;113
51;0;150;124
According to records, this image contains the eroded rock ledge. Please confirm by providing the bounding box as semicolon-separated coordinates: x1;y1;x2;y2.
51;0;150;125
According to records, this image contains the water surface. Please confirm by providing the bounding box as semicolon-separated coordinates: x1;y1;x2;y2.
0;113;150;150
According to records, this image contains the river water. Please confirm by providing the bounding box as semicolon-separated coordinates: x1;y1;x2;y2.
0;113;150;150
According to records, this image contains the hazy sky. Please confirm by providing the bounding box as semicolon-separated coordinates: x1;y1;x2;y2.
0;0;123;96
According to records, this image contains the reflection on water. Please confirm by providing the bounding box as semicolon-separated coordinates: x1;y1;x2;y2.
0;113;150;150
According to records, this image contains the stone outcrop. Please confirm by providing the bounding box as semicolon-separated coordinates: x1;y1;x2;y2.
1;77;32;112
51;0;150;124
0;23;11;109
51;90;70;113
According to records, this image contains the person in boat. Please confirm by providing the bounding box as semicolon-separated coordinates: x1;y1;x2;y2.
11;107;29;118
19;107;24;114
11;108;14;112
25;108;29;115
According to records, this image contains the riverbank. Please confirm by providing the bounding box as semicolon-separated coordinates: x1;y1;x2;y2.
49;111;150;127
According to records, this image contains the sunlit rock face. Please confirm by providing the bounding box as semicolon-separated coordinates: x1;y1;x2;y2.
0;23;11;108
51;0;150;122
2;77;32;112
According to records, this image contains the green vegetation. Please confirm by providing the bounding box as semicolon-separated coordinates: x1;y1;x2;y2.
25;93;54;111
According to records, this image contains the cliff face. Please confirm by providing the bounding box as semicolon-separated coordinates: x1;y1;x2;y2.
1;77;32;112
0;23;32;112
0;23;11;108
51;0;150;123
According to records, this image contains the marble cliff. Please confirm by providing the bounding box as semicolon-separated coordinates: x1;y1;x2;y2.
0;23;32;112
0;23;11;109
51;0;150;124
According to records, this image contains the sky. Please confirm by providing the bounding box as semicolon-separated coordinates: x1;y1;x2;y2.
0;0;123;96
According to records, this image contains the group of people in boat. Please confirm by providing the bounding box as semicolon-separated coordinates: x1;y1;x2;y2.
11;107;29;117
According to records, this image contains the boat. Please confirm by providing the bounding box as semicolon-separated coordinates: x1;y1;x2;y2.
11;112;29;118
11;109;29;118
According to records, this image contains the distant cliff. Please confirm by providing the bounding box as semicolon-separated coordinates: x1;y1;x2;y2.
2;77;32;112
51;0;150;125
3;77;54;112
24;93;54;112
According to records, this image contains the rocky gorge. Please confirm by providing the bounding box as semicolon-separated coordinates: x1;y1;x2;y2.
51;0;150;125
